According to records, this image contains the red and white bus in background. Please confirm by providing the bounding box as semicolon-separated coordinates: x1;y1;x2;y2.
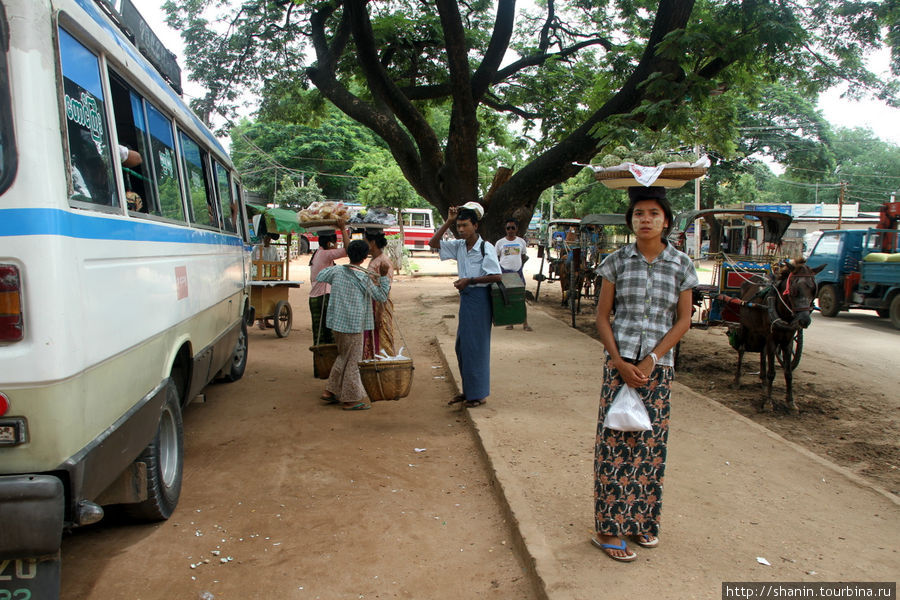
386;208;436;252
300;207;436;253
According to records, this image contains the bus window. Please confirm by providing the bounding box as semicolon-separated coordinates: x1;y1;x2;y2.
145;103;184;221
213;160;236;233
402;213;411;227
59;27;116;207
411;212;428;227
232;179;246;240
179;131;217;228
108;72;152;214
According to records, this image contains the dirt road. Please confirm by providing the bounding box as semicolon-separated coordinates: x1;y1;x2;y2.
60;264;537;600
59;255;898;599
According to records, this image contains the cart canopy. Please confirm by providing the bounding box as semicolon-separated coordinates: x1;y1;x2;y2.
580;213;626;227
247;203;306;236
672;209;793;247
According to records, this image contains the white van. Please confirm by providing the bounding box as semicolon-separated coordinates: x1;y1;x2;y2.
0;0;252;595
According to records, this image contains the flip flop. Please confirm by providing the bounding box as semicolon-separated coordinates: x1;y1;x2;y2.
342;402;371;411
591;537;637;562
464;398;486;408
447;394;466;406
321;394;340;405
523;325;534;332
632;534;658;548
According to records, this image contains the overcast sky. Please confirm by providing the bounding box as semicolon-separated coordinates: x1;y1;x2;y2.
131;1;900;147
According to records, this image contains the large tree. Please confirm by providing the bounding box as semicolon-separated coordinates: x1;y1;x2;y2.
165;0;897;239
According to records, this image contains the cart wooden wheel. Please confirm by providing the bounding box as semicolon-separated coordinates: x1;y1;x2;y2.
776;328;803;370
273;300;292;338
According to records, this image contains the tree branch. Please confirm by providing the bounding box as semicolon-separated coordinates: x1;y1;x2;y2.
471;0;516;101
481;93;542;119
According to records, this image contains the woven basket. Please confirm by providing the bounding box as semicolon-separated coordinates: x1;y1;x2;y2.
309;344;338;379
593;166;707;189
358;359;414;401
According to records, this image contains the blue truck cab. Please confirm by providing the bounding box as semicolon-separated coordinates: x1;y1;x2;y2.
806;228;900;329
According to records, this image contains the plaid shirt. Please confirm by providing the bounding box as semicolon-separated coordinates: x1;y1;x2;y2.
316;265;390;334
597;242;698;366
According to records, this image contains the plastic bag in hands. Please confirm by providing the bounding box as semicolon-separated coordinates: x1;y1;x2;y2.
602;385;652;432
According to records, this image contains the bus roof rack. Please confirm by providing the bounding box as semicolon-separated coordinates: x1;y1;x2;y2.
94;0;183;95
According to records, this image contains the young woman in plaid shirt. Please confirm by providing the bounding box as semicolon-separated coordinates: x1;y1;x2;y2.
592;186;699;561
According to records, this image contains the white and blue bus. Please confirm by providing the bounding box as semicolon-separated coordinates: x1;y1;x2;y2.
0;0;252;594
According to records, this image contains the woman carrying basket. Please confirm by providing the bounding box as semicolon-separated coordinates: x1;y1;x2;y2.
592;186;698;562
317;240;391;411
363;230;395;358
308;220;350;375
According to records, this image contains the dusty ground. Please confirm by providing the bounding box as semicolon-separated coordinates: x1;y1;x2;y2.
60;266;537;600
56;255;897;599
534;281;900;496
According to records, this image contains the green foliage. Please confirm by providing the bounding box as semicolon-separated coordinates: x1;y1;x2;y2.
166;0;899;225
274;175;326;209
352;151;426;209
230;107;384;200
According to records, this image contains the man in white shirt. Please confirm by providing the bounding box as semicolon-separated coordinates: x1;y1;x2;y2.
495;219;532;331
429;203;502;407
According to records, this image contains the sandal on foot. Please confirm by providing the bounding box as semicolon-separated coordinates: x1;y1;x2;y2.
523;325;533;332
632;534;658;548
342;402;370;411
505;325;514;330
320;394;339;405
464;398;486;408
591;538;637;562
447;394;466;406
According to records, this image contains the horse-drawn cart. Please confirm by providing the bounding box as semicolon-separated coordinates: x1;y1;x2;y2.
669;208;803;368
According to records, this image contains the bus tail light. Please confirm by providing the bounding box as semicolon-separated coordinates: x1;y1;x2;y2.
0;264;24;342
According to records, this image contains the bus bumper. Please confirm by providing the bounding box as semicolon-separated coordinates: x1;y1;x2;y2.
0;476;64;597
0;474;64;558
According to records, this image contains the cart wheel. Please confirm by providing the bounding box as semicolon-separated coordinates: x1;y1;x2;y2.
274;301;292;338
776;329;803;370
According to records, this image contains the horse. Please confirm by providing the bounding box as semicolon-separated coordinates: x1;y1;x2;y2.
729;259;825;413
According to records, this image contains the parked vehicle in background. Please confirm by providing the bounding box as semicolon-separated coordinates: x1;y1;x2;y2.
384;208;437;252
806;202;900;329
0;1;251;596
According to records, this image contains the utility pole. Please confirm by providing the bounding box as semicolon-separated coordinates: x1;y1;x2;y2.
693;145;701;261
837;181;846;230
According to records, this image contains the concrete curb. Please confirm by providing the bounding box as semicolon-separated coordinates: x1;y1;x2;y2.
430;301;898;599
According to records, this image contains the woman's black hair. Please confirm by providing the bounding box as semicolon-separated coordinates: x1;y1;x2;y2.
625;186;674;237
318;232;337;247
347;239;370;263
308;232;338;265
365;231;388;249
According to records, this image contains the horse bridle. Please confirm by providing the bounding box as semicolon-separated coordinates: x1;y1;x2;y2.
775;271;818;316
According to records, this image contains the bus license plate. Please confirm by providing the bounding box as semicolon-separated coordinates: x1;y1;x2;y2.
0;555;60;599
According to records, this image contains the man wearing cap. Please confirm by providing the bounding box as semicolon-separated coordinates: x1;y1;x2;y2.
429;203;502;407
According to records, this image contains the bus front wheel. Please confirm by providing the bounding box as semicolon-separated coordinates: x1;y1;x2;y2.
124;379;184;521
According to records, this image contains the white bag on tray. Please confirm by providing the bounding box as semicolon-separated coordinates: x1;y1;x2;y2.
603;385;652;432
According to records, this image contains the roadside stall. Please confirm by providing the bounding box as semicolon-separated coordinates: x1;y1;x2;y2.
246;203;307;338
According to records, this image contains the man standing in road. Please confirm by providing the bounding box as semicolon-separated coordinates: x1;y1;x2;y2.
429;203;502;408
495;218;533;331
